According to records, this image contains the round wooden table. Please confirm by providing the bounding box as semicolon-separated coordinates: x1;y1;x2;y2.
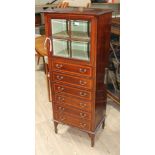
35;35;51;102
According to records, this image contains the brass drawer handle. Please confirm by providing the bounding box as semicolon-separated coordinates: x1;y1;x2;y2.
80;113;87;118
58;96;65;101
58;107;65;111
79;92;87;97
79;103;87;108
55;64;63;69
79;123;87;128
56;75;64;80
57;86;64;91
79;80;87;86
60;116;66;121
79;68;87;73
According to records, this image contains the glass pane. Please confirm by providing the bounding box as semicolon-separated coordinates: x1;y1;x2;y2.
51;19;69;38
71;41;90;61
53;39;69;58
71;20;90;41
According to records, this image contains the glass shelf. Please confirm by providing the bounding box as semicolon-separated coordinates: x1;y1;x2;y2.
52;31;69;38
51;19;69;38
51;19;91;61
52;39;69;58
71;20;90;41
71;41;90;61
71;31;90;41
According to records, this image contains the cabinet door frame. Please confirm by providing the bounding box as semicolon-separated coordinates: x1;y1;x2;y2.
45;13;97;67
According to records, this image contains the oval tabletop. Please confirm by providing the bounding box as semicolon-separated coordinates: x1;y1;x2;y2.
35;35;48;56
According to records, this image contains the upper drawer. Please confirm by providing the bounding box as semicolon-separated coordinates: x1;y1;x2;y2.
54;83;92;100
52;72;92;89
52;61;92;77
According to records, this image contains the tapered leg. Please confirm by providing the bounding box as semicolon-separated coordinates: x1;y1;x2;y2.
45;63;51;102
54;122;58;134
43;57;46;74
46;76;51;102
89;133;95;147
37;55;40;65
102;120;105;129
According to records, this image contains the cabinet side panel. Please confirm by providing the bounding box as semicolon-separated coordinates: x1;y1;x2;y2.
94;13;112;130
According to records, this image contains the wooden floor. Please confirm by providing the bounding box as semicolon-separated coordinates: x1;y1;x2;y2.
35;60;120;155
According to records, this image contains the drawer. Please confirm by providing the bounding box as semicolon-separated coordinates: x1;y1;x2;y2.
55;94;91;112
53;61;92;77
55;112;91;131
54;104;91;120
52;72;92;89
54;83;92;100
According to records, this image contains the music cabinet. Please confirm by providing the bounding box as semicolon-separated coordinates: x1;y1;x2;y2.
43;8;112;147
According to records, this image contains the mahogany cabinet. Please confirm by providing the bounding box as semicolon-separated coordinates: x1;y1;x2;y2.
43;8;112;147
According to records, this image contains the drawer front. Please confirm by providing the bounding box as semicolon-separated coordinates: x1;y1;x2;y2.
55;94;91;112
55;112;91;131
54;84;92;100
53;61;92;77
54;104;91;120
52;72;92;89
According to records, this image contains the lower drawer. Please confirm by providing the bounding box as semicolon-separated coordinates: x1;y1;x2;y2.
55;112;91;131
54;94;92;112
54;104;91;120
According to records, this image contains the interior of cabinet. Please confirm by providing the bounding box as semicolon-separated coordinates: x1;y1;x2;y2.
51;19;91;61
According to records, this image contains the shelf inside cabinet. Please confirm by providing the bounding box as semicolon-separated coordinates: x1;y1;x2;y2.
51;18;91;61
52;38;70;58
71;20;90;42
71;31;90;41
71;49;89;61
52;31;90;42
52;31;69;38
53;49;69;57
71;41;90;61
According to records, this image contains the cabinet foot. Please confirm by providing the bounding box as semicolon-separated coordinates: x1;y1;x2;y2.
102;120;105;129
88;133;95;147
54;122;58;134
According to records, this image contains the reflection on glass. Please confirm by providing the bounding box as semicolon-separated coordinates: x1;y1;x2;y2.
51;19;69;38
51;19;91;61
71;20;90;40
53;39;69;58
71;41;90;61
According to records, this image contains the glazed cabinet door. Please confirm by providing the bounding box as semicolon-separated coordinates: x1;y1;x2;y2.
51;19;91;61
45;14;96;65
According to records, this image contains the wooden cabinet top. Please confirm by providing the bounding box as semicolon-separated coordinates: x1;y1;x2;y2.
42;8;112;16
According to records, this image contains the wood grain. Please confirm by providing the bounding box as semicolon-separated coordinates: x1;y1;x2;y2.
44;9;113;146
35;59;120;154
